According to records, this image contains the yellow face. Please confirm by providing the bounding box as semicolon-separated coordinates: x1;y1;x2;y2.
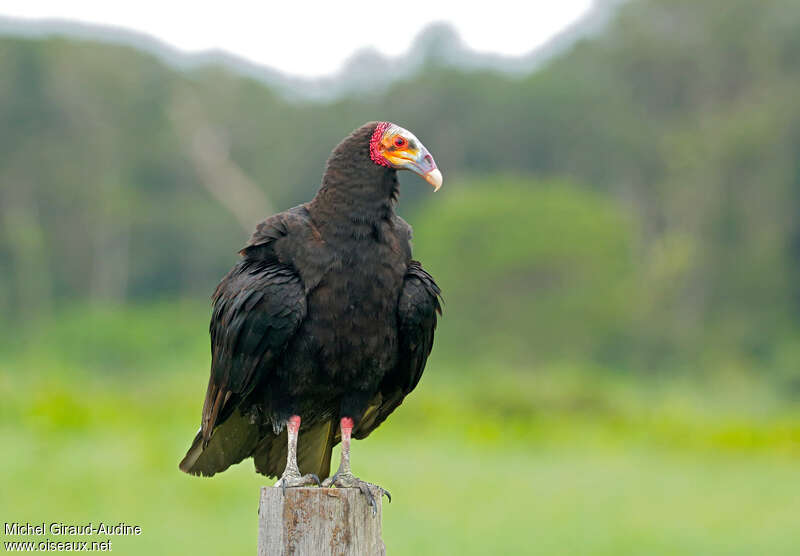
372;123;443;190
378;127;424;167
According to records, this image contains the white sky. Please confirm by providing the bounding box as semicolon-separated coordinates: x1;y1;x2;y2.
1;1;593;77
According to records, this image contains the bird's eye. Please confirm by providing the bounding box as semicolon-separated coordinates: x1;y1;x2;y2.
394;136;407;148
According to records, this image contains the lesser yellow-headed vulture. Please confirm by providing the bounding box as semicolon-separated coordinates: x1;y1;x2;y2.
180;122;442;508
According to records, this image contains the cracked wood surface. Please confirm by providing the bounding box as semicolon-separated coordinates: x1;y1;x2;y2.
258;487;385;555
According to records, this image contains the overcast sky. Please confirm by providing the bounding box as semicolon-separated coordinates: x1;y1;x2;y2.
1;1;593;77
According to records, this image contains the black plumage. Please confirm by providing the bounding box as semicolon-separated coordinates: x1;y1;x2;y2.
179;122;442;488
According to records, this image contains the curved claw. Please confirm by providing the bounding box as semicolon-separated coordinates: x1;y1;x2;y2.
358;483;377;515
361;485;391;515
322;472;389;516
276;473;322;495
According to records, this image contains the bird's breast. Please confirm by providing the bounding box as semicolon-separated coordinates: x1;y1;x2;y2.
300;234;407;386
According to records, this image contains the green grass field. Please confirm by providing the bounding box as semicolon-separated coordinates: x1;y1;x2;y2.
2;305;799;554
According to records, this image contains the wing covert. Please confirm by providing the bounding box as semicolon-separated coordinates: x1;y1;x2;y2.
354;260;442;439
201;256;306;447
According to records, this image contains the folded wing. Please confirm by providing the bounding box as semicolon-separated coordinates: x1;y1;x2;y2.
355;260;442;439
180;217;307;476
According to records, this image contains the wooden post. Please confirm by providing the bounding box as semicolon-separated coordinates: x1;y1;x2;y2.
258;487;385;555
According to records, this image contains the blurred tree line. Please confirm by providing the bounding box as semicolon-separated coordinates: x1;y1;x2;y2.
1;0;800;381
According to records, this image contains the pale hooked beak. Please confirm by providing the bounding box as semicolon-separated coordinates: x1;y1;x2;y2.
424;168;443;192
406;145;443;192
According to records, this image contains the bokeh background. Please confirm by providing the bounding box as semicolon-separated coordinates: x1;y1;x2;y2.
2;0;800;554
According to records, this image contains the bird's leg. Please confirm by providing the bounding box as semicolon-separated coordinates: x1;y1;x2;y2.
321;417;390;514
274;415;321;492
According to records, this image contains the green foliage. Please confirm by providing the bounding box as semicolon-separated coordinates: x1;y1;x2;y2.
4;301;209;373
3;2;800;551
3;0;800;376
1;310;799;554
412;178;636;367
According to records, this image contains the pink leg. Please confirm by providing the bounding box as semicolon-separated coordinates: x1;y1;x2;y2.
322;416;390;512
285;415;302;474
274;414;321;492
339;417;353;474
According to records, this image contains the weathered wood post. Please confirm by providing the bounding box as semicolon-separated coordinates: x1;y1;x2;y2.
258;487;385;555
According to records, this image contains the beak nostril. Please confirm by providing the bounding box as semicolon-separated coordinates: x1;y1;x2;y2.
424;154;433;166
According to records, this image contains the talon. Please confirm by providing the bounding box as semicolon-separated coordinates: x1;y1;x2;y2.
359;483;377;515
275;471;322;491
309;474;321;487
324;417;388;514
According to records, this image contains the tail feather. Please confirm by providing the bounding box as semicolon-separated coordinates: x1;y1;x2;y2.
298;419;336;480
252;419;336;480
179;408;260;476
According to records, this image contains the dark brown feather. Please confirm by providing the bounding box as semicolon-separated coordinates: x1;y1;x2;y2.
180;123;441;479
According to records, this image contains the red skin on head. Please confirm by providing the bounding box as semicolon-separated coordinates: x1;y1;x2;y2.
369;122;393;167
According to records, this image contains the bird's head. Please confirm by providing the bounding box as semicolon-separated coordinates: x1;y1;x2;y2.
369;122;443;191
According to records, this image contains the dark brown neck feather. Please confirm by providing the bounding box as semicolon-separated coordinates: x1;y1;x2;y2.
308;123;399;239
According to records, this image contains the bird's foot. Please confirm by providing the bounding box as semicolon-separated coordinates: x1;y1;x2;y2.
322;471;391;515
274;470;321;495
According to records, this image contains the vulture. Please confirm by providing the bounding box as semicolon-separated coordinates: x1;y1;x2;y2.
179;122;442;507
